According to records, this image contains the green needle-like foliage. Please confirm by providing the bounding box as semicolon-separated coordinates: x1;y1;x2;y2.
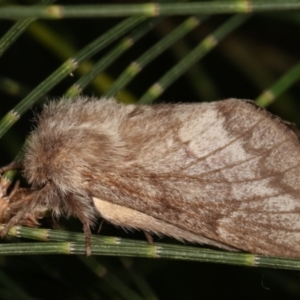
1;1;300;299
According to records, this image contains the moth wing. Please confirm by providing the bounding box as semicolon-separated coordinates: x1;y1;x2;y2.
92;99;300;257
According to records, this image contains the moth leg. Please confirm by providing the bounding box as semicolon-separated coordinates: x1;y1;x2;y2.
64;194;96;256
82;222;92;256
0;186;45;236
8;180;20;198
70;210;93;256
0;181;19;227
144;231;154;245
0;162;23;174
97;219;105;233
0;196;34;237
0;196;9;224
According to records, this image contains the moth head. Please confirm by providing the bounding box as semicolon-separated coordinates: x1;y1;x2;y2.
23;128;118;194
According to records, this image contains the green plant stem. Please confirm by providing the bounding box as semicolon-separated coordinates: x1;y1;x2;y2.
1;1;300;19
139;14;249;104
105;16;202;99
1;241;300;271
0;0;55;57
255;61;300;107
2;226;300;270
0;16;146;139
65;17;163;100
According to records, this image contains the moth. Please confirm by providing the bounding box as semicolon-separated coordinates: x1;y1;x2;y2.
1;97;300;257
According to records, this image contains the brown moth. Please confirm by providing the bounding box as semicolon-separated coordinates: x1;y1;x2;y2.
2;97;300;257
